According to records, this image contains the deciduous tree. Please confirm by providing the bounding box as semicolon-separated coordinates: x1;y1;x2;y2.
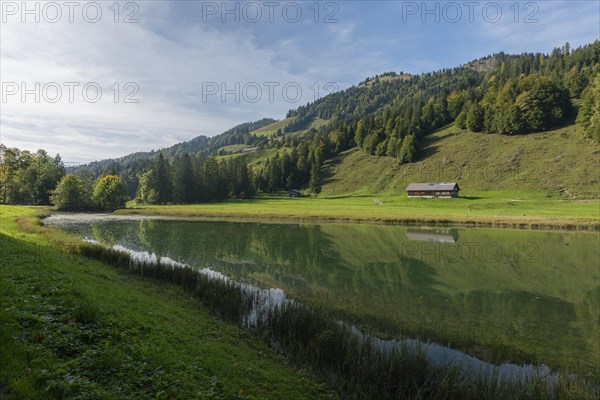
51;174;89;211
92;175;128;211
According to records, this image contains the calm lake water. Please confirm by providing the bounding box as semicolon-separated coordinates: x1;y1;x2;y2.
46;215;600;375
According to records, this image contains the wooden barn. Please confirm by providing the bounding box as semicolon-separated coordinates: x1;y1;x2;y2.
406;182;460;198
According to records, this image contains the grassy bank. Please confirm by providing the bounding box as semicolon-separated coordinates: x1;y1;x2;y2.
0;205;333;399
2;206;598;399
118;192;600;230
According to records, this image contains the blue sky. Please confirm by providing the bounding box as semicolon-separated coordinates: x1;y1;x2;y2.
1;0;599;163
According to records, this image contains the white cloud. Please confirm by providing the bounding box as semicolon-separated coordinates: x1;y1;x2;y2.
478;1;599;52
1;1;598;163
0;2;357;162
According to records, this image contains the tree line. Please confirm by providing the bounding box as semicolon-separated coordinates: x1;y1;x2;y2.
0;144;128;211
254;135;325;195
0;146;65;205
136;153;255;204
51;174;128;211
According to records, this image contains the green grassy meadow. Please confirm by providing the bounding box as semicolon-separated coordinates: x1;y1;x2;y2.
0;205;333;399
120;192;599;229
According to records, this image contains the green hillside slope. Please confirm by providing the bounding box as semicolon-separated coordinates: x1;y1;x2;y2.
321;123;600;199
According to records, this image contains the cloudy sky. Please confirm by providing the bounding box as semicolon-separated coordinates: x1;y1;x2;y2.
1;0;598;163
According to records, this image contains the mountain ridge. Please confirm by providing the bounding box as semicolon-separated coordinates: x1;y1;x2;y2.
75;41;600;199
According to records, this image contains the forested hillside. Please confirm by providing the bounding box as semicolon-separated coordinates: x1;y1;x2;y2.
1;41;599;206
249;41;599;198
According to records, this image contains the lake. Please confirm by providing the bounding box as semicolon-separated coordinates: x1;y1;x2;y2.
45;215;599;376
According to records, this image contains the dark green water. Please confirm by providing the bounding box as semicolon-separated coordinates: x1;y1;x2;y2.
47;216;600;375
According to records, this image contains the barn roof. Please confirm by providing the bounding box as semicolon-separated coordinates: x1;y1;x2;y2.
406;182;459;191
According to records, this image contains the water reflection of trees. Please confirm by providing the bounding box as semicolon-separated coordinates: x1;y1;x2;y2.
73;220;598;373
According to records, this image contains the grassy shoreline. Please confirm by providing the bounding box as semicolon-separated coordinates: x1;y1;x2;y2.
0;206;333;399
2;205;599;399
116;193;600;230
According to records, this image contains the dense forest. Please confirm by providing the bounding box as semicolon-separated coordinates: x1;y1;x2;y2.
1;41;599;207
137;153;255;204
